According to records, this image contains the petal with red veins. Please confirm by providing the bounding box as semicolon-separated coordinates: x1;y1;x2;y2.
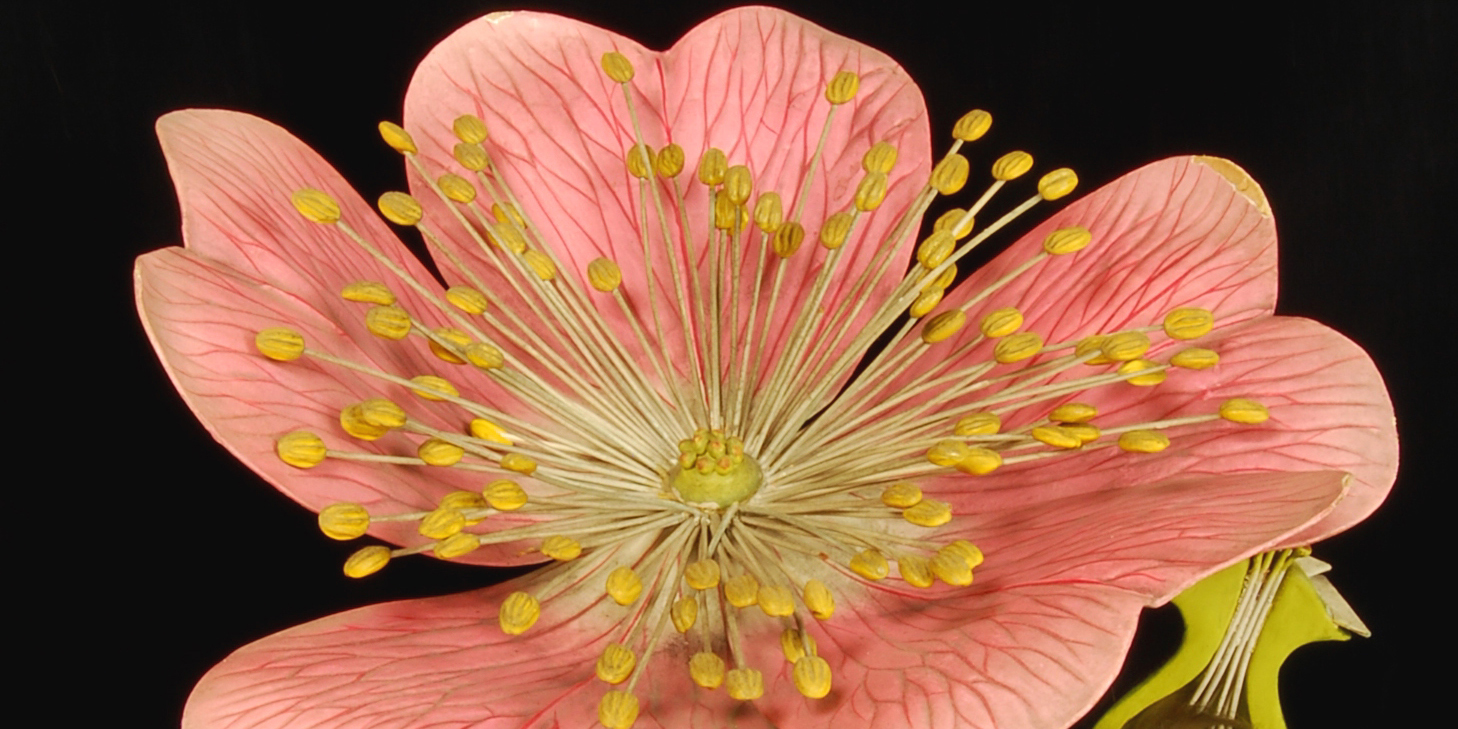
402;8;930;388
139;110;540;564
927;316;1396;546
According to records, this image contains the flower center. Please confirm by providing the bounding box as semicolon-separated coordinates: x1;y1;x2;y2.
667;429;762;507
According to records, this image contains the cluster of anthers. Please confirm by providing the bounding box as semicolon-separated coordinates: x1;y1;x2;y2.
251;52;1270;728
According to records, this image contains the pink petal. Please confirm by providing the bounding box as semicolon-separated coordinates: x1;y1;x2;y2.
181;461;1344;729
929;315;1396;548
956;155;1278;348
138;110;539;565
402;8;930;388
181;561;1138;729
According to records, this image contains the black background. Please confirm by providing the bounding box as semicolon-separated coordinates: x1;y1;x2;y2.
17;1;1449;726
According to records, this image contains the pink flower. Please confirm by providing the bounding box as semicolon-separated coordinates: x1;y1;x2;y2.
135;7;1396;729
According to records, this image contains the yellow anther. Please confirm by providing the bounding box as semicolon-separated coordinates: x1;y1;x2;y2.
855;171;889;211
710;194;738;231
898;554;934;588
485;479;528;510
494;202;525;229
1220;398;1271;424
291;188;340;224
956;447;1003;476
862;141;898;174
428;327;472;364
452;114;488;144
596;644;636;684
881;482;923;508
255;327;305;361
1164;307;1215;340
685;559;721;590
493;226;529;257
410;374;457;401
945;539;985;570
340;404;390;441
444;285;489;314
991;151;1033;181
377;121;417;154
794;655;833;699
377;191;423;226
461;342;503;370
1032;424;1083;450
850;548;889;580
927;438;970;466
277;431;326;468
1063;422;1101;444
606;566;643;605
994;331;1044;363
500;453;537;475
343;545;390;578
921;310;966;345
1043;225;1092;255
453;141;488;171
931;153;970;195
1075;334;1113;364
1119;359;1167;386
781;628;818;663
909;288;944;318
585;257;623;293
541;535;581;561
1101;331;1152;361
953;109;992;142
955;412;1002;436
698;147;728;186
724;573;759;608
935;208;975;239
1119;429;1171;453
752;192;783;233
979;307;1023;338
1171;347;1220;369
903;498;952;527
726;668;764;701
724;165;753;205
418;438;465;466
433;532;480;559
689;652;726;689
757;584;795;617
932;547;973;586
819;211;853;250
355;398;405;429
656;143;685;178
773;221;806;258
625;143;653;179
341;280;396;305
600;51;635;83
498;591;540;635
440;490;487;524
1050;402;1097;423
318;503;370;540
1037;168;1079;200
598;692;639;729
521;250;556;281
468;417;512;445
825;70;859;104
803;579;835;619
365;305;411;340
670;596;698;633
917;229;955;269
418;507;465;540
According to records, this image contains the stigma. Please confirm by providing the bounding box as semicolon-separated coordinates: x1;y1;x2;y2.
251;50;1273;727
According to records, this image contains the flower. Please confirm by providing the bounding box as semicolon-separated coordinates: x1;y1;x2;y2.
135;7;1396;729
